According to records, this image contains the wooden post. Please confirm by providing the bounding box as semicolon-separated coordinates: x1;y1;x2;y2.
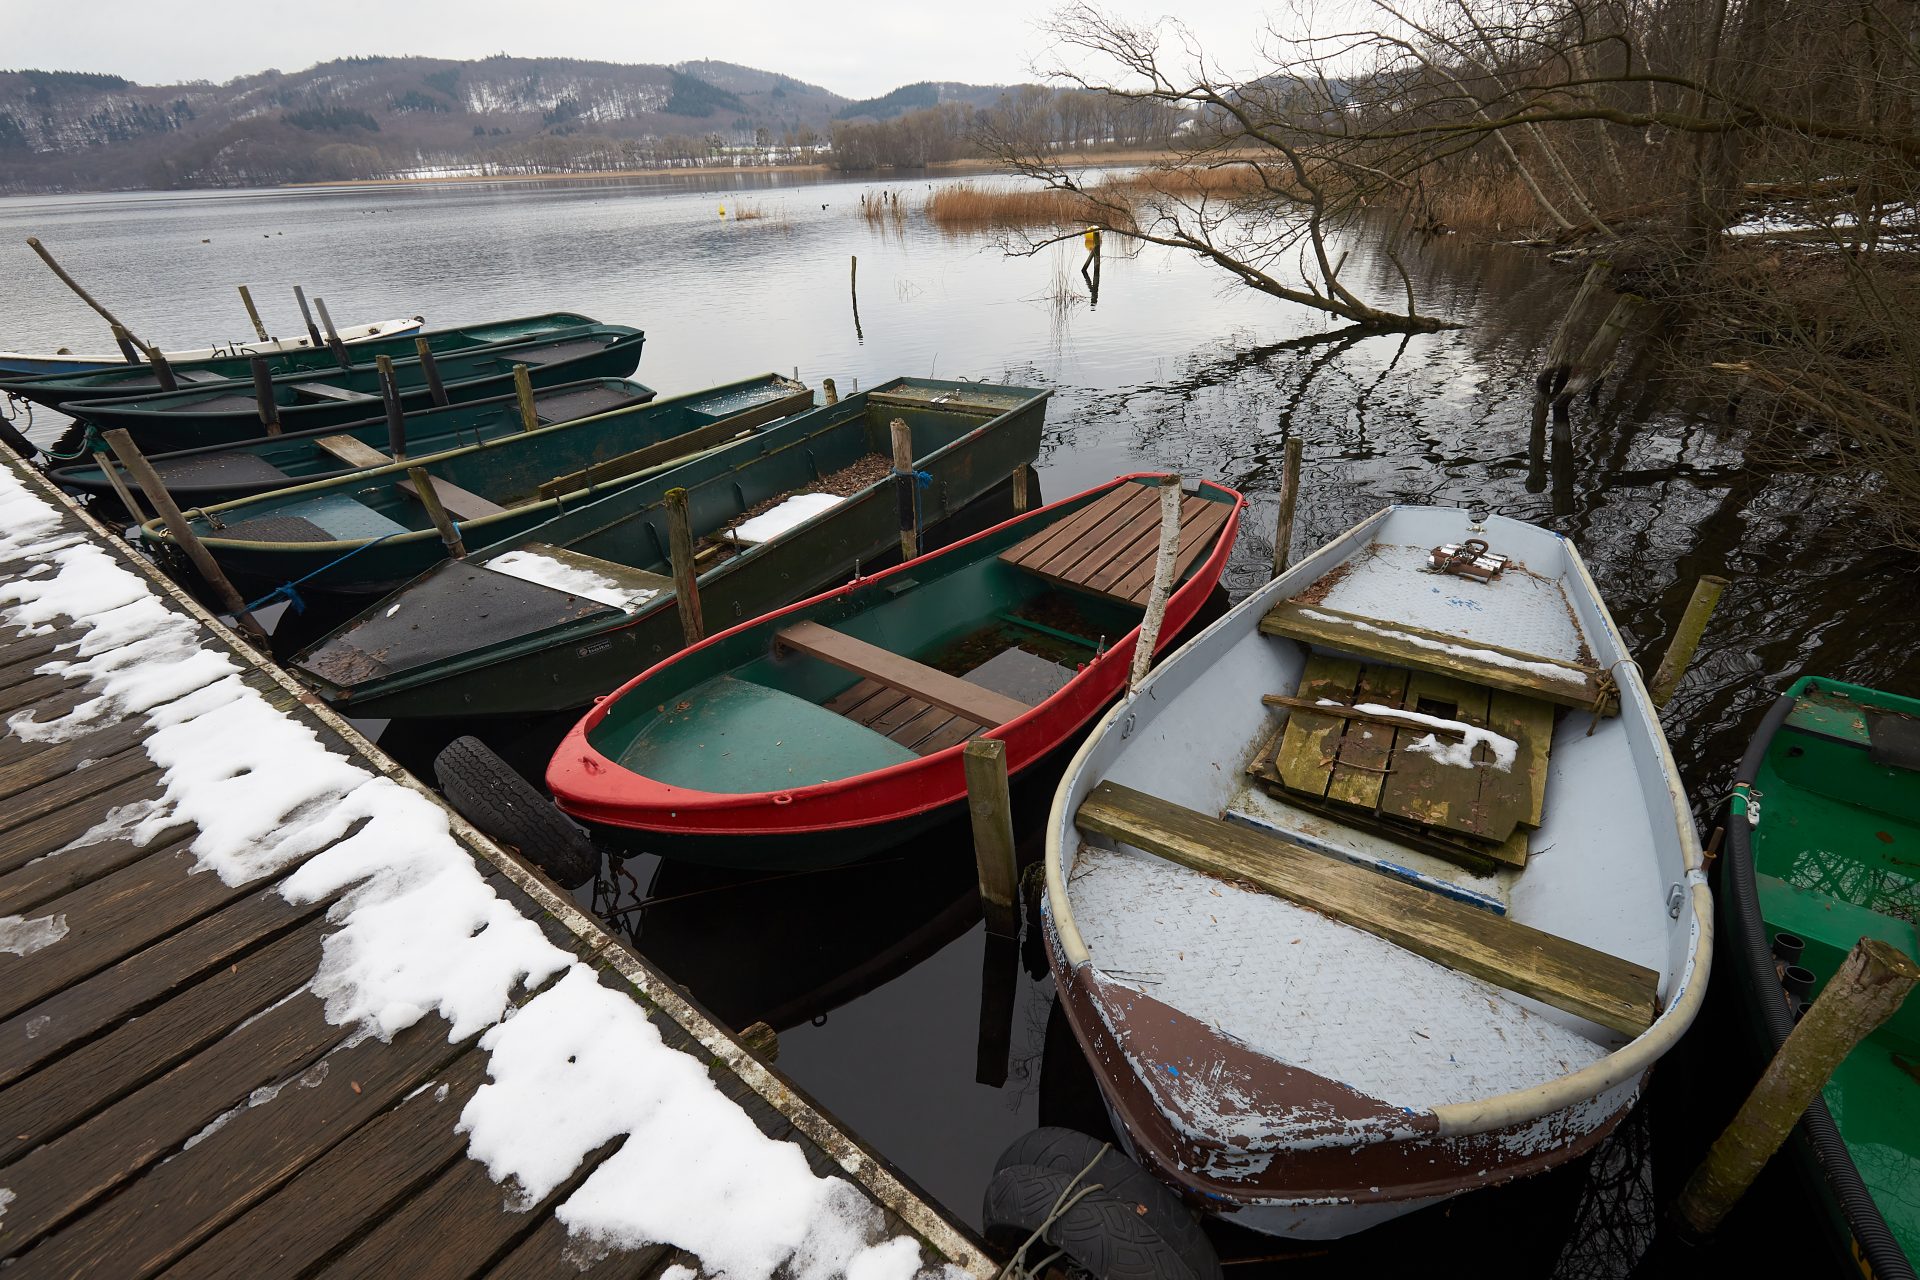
1012;464;1030;514
237;285;270;342
407;466;466;558
292;286;324;349
850;255;863;342
140;344;178;392
738;1021;779;1062
414;337;449;407
821;377;839;406
963;737;1019;938
513;363;539;432
665;487;704;644
889;417;918;561
27;236;148;358
1271;436;1302;579
90;442;151;525
1648;574;1729;708
248;357;281;436
102;428;268;640
375;355;407;460
1555;293;1641;417
311;296;350;368
977;932;1018;1088
1535;260;1610;400
1128;476;1184;693
1676;937;1919;1236
109;324;141;365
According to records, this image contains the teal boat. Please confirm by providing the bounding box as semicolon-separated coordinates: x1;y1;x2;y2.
65;326;644;449
290;378;1048;720
1722;676;1919;1280
50;377;657;508
0;311;595;411
139;374;812;602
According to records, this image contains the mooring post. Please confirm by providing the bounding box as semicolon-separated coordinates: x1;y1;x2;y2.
738;1021;780;1062
1271;436;1302;579
977;931;1018;1088
963;737;1019;938
102;428;268;640
1012;464;1030;514
1648;574;1729;708
292;285;324;350
665;486;705;644
375;355;407;460
1129;476;1184;693
821;377;839;406
1535;259;1611;401
311;296;350;368
408;466;465;559
1555;292;1642;418
512;363;539;432
140;344;178;393
889;416;918;561
1675;937;1918;1237
414;337;449;407
237;284;270;343
248;357;281;436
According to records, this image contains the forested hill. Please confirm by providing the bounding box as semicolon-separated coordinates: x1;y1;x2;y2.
0;57;1033;191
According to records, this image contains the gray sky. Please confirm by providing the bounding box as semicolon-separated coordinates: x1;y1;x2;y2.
0;0;1287;99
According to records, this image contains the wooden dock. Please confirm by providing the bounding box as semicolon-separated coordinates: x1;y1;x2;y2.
0;451;991;1278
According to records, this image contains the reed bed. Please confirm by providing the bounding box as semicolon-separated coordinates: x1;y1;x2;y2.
921;167;1264;233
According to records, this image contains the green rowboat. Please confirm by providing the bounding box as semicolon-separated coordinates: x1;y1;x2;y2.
1722;676;1920;1280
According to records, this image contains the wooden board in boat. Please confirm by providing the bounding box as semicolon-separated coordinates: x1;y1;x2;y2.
999;482;1231;607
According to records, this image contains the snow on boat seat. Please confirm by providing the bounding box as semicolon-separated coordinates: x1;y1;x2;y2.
774;620;1030;729
221;492;412;543
1073;780;1661;1036
728;493;843;545
311;436;507;522
483;543;670;611
998;481;1231;608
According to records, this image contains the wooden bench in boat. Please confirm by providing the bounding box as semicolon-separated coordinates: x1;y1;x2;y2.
287;381;380;404
999;483;1231;608
775;620;1031;729
1074;780;1660;1036
824;679;987;757
312;435;507;522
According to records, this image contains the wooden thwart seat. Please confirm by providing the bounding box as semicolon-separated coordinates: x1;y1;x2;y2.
288;381;379;403
1000;483;1230;608
824;679;986;757
1074;780;1659;1036
312;436;507;522
776;620;1030;729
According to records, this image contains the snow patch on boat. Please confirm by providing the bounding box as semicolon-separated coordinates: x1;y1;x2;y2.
1320;700;1519;770
1300;609;1586;684
732;492;842;544
486;550;659;612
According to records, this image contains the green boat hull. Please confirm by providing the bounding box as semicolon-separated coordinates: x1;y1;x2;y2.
1720;676;1920;1279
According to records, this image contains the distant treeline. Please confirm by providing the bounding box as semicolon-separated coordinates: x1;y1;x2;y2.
829;87;1188;170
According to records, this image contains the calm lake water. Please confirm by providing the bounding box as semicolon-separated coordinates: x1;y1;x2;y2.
3;171;1910;1273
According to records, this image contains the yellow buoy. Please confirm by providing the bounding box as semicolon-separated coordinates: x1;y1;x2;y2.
1083;226;1101;250
718;204;727;218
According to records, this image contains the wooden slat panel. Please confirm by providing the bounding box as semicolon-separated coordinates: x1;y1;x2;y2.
0;768;176;883
0;718;150;804
776;621;1030;728
1377;670;1504;840
0;747;154;842
1109;499;1232;605
1075;781;1659;1036
997;485;1138;570
487;1222;682;1280
1488;689;1556;829
1027;488;1158;581
311;435;390;469
1273;655;1359;797
1325;665;1409;810
1087;494;1213;598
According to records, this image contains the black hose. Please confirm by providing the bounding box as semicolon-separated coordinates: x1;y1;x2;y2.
1720;685;1916;1280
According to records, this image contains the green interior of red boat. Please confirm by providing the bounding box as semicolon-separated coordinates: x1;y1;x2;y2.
1752;676;1920;1261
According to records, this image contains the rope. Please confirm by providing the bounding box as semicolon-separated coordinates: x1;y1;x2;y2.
992;1144;1110;1280
894;466;932;538
232;530;404;617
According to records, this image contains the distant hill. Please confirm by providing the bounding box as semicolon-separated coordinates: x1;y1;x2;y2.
835;81;1041;123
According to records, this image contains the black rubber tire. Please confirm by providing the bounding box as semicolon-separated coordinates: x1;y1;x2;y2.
984;1163;1204;1280
434;736;599;888
993;1128;1220;1280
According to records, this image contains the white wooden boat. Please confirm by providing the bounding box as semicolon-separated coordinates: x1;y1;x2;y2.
0;315;423;378
1042;505;1710;1240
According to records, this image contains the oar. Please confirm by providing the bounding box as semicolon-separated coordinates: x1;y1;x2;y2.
27;236;147;363
311;297;351;369
292;286;325;350
237;285;270;343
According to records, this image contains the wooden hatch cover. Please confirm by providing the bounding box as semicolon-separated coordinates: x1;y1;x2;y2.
999;483;1230;608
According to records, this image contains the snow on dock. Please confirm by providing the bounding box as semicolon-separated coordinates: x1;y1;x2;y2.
0;453;987;1279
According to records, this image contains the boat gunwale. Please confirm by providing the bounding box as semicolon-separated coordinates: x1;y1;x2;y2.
0;316;426;375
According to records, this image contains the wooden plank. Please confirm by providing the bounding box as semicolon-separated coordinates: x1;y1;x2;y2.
289;381;378;403
401;473;506;522
1108;498;1231;606
0;746;153;841
999;485;1138;571
487;1222;680;1280
0;767;172;880
1325;664;1409;809
0;717;150;804
1273;655;1359;797
1259;601;1608;713
1488;689;1556;828
1028;486;1157;581
1378;670;1504;840
1089;494;1217;598
775;621;1030;728
311;434;390;469
0;671;90;719
1074;781;1659;1035
0;805;190;920
912;714;987;756
889;705;973;754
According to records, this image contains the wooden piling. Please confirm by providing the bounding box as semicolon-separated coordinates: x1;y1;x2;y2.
238;285;270;342
90;442;150;524
889;417;918;561
408;466;465;558
963;737;1019;939
27;235;147;360
1555;293;1642;416
821;377;839;406
976;932;1018;1088
414;337;449;407
311;296;350;368
110;324;141;365
102;429;267;640
1676;937;1919;1236
513;364;539;432
292;285;324;349
141;345;178;393
666;487;705;644
1271;436;1302;579
375;355;407;460
739;1021;780;1062
1012;464;1030;514
1648;574;1729;708
1535;260;1611;400
248;357;282;436
1128;476;1183;693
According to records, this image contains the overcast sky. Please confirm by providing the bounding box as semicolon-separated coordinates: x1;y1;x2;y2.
0;1;1291;99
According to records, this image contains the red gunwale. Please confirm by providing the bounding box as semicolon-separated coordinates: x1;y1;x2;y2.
547;473;1245;837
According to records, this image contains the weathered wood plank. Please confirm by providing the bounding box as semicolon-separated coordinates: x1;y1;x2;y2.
0;767;178;886
487;1223;680;1280
1075;781;1658;1036
0;718;151;804
998;485;1137;571
0;672;84;718
1488;689;1556;829
1273;654;1359;797
1378;670;1503;840
0;746;154;842
310;434;390;469
1324;665;1409;810
776;621;1029;728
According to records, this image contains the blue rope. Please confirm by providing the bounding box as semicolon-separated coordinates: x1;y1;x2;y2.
235;530;404;616
895;467;932;539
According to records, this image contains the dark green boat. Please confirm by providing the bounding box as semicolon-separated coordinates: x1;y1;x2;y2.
50;377;657;508
0;311;597;411
139;374;812;601
289;378;1048;720
1722;676;1920;1280
64;326;644;449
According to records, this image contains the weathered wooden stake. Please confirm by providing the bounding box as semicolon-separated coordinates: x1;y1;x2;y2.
311;296;350;368
109;323;141;365
102;428;267;640
248;357;281;436
963;737;1019;938
237;284;270;342
408;466;465;558
513;363;539;432
821;377;839;406
91;444;151;524
889;416;918;560
141;345;178;392
1128;476;1184;693
977;931;1018;1088
738;1021;780;1062
1676;937;1919;1236
292;285;324;350
665;486;705;644
1534;259;1611;400
375;355;407;460
1648;574;1729;708
27;235;148;359
1271;436;1302;579
1555;293;1642;416
414;337;449;407
1012;464;1030;514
